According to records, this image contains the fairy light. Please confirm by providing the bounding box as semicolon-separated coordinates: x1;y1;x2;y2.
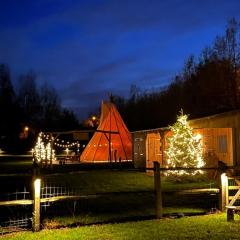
33;132;81;165
165;112;205;176
46;143;52;160
33;132;56;163
54;141;78;148
33;133;46;162
65;147;69;156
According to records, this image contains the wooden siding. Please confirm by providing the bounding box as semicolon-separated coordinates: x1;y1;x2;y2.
193;128;233;166
189;110;240;165
146;132;161;169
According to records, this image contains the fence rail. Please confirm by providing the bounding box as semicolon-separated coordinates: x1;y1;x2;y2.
0;199;32;206
146;166;235;171
226;176;240;208
0;162;236;232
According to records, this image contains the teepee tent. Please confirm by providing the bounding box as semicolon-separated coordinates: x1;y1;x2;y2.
80;101;132;162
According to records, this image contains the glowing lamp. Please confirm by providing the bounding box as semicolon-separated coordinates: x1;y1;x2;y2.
34;178;41;198
221;173;228;187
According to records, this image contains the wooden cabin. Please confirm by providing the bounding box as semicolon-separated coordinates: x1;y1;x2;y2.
132;110;240;169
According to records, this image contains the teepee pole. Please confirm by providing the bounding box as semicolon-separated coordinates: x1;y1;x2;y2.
109;106;112;163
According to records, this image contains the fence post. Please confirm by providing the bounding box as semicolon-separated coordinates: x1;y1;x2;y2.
225;174;229;207
219;172;228;211
154;161;163;219
218;161;228;211
33;178;41;232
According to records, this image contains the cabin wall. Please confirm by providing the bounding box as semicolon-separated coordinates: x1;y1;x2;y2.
193;128;233;166
189;111;240;165
132;111;240;169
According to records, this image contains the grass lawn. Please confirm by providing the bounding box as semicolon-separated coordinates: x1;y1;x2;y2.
40;170;217;228
43;170;216;194
42;206;205;228
0;155;32;175
43;170;154;194
1;213;240;240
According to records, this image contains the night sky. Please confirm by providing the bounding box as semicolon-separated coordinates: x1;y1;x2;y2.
1;0;240;120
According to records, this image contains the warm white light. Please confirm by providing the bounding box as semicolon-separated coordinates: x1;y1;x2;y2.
34;178;41;198
194;133;202;142
165;112;205;176
33;132;56;163
65;147;69;155
221;173;228;187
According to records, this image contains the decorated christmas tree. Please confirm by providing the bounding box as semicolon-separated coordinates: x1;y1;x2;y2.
165;111;204;176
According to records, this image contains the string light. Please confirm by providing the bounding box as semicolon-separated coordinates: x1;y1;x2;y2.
33;132;56;163
39;132;80;148
33;132;86;166
165;112;205;176
54;142;79;148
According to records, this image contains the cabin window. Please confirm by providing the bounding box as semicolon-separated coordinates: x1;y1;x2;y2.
218;135;227;153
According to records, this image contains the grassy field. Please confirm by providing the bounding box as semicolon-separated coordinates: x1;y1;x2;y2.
1;213;240;240
0;155;33;175
43;170;216;193
40;170;217;228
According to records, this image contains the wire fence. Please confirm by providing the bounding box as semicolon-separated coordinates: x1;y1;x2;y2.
0;217;31;235
40;184;83;208
41;185;81;198
1;163;239;233
0;187;30;201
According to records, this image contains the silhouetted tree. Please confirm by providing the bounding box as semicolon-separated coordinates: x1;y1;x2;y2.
0;64;20;134
0;64;24;152
116;18;240;131
59;109;79;131
18;71;41;127
39;82;62;130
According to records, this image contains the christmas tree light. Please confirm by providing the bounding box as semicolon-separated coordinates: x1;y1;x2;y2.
34;133;45;163
165;111;205;176
33;132;56;163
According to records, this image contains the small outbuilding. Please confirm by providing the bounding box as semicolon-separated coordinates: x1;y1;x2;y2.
132;110;240;169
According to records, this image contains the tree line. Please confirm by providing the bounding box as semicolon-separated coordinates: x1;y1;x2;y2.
114;18;240;131
0;66;79;152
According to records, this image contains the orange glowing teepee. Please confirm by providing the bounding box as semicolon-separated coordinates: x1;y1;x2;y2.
80;101;132;162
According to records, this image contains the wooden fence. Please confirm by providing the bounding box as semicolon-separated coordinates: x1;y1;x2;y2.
0;162;234;232
219;175;240;221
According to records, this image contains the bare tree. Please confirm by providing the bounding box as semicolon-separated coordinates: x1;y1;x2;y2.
18;71;42;127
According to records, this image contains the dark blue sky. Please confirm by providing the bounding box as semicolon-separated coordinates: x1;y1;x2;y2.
1;0;240;120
